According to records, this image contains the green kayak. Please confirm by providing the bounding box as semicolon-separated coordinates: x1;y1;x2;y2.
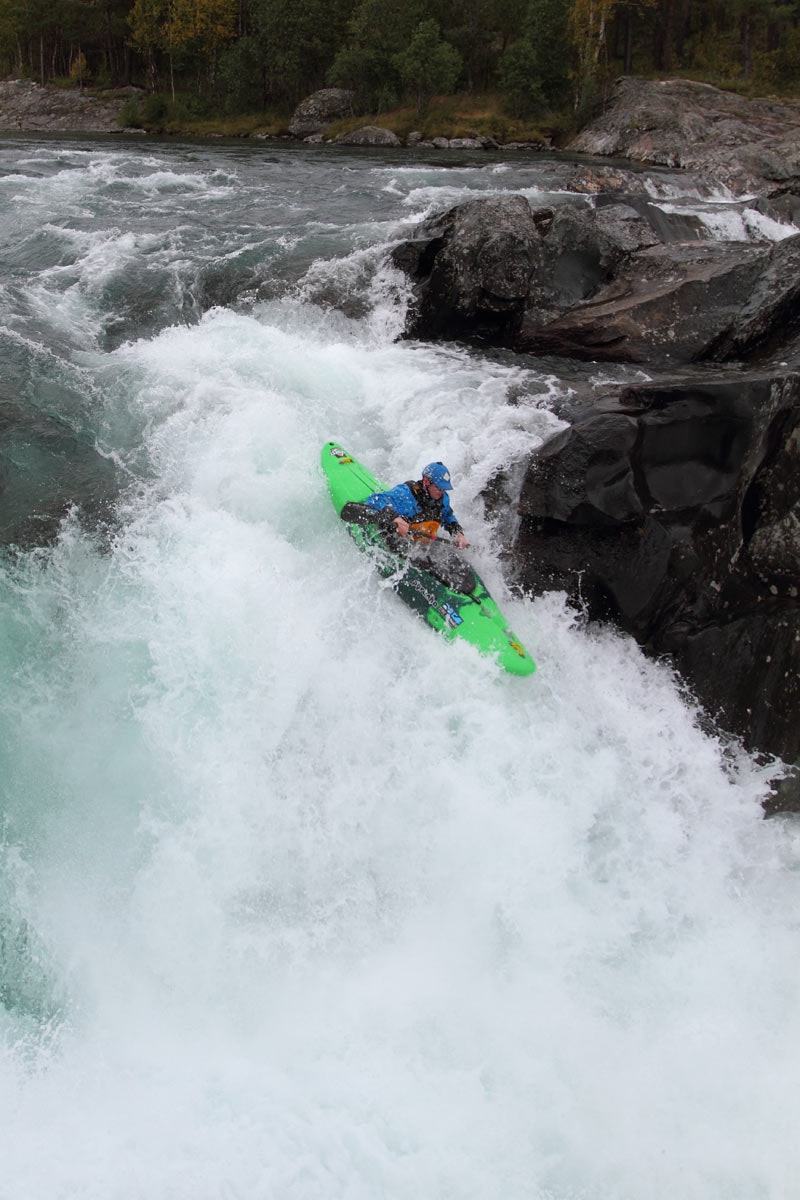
321;441;536;676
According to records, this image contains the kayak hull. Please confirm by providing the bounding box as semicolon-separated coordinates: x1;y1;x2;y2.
321;442;536;676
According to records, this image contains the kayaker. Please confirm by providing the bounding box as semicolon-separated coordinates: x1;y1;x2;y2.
340;461;469;548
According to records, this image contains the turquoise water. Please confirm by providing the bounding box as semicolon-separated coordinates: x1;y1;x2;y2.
1;137;798;1199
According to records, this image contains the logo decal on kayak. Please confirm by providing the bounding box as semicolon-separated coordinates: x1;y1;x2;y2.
330;446;352;463
440;603;463;628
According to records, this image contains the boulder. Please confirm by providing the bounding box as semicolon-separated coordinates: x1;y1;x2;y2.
391;188;800;367
517;240;773;363
568;76;800;198
288;88;354;139
336;125;401;147
524;200;661;326
566;165;653;196
392;195;543;344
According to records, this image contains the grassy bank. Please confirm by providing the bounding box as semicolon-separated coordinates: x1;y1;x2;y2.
119;91;573;146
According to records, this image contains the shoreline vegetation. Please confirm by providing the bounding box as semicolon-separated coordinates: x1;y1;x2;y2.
0;76;568;146
117;85;573;145
3;72;796;156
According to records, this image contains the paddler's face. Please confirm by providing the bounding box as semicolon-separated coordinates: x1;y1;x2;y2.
424;477;444;500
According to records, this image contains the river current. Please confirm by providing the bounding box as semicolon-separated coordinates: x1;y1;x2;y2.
0;135;798;1199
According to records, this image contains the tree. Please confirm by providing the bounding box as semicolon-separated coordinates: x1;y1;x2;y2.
392;17;462;113
497;0;570;115
497;36;544;116
164;0;237;65
527;0;571;105
609;0;656;73
128;0;168;87
328;0;424;110
569;0;618;110
433;0;508;92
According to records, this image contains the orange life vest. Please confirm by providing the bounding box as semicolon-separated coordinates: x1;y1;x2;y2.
408;518;441;542
405;480;444;542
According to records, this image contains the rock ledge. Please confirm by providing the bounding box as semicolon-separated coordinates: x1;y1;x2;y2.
0;78;134;132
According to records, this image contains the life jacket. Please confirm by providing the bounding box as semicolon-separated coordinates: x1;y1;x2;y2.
404;479;444;542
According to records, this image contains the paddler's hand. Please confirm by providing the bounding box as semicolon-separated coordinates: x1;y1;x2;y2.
452;532;469;549
394;516;411;537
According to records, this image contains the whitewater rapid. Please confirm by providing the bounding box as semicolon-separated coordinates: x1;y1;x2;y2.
0;138;798;1200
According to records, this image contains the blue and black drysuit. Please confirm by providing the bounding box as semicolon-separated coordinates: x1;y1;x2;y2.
340;480;473;592
340;479;465;543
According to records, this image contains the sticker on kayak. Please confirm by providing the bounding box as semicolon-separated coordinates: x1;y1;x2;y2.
439;602;463;628
504;631;527;658
330;446;352;463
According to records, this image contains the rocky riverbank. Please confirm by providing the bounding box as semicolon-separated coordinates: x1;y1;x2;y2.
0;78;136;132
569;76;800;201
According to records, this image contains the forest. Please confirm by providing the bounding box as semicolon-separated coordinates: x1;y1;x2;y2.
1;0;800;129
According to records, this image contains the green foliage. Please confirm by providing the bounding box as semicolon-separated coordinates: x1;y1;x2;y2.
248;0;327;101
525;0;571;106
772;22;800;91
119;90;169;126
497;0;569;117
497;38;545;117
215;36;267;112
328;0;424;109
392;18;462;113
5;0;800;130
437;0;521;92
69;51;88;84
328;45;400;111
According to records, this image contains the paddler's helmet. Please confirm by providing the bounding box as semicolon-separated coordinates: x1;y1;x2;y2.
422;462;453;491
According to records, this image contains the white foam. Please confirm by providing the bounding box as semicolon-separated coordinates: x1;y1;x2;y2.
1;142;798;1200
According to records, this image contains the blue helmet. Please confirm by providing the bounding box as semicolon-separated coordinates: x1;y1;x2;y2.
422;461;453;491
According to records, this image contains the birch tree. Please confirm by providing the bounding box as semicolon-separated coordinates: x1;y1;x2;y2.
570;0;618;109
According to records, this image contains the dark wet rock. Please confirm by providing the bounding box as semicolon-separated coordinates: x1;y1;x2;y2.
524;200;661;327
518;240;774;363
288;88;354;139
513;373;800;773
393;190;800;367
336;125;401;147
593;193;708;244
703;235;800;361
392;195;543;344
745;415;800;587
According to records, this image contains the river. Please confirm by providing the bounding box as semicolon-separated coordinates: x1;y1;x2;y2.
0;134;798;1199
